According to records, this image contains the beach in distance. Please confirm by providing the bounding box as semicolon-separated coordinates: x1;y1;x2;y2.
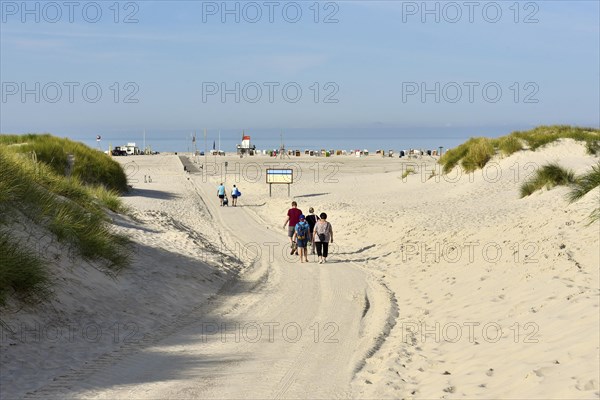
2;131;598;399
74;125;531;155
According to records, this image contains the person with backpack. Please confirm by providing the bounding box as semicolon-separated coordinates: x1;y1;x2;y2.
231;185;241;207
292;215;310;263
313;212;333;264
305;207;319;255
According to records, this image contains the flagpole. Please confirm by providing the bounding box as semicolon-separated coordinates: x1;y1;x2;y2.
204;128;207;168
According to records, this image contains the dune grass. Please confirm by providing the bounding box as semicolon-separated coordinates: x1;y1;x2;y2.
401;167;416;179
460;138;495;173
520;163;576;198
439;140;470;173
586;140;600;156
495;134;523;156
0;233;49;305
439;137;495;173
439;125;600;174
0;135;131;304
512;125;600;152
567;163;600;202
0;134;128;192
567;163;600;223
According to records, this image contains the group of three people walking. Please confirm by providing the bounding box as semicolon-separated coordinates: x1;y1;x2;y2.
283;201;333;264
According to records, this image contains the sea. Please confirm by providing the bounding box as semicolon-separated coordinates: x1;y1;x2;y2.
74;126;530;154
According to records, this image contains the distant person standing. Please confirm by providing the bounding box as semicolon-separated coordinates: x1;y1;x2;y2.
231;185;241;207
305;207;319;255
283;201;303;255
292;215;310;263
314;212;333;264
217;183;226;206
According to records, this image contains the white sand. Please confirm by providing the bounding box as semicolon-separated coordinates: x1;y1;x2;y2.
2;139;598;399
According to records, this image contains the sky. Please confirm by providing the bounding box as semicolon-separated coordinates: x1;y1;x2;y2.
1;0;599;148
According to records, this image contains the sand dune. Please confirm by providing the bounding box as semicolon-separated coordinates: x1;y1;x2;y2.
2;139;598;399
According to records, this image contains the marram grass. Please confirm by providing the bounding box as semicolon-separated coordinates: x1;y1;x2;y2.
439;125;600;174
0;133;128;192
0;135;131;304
520;163;576;198
0;232;49;305
567;163;600;203
567;162;600;223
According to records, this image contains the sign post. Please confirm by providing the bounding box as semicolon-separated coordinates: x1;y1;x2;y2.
266;168;293;197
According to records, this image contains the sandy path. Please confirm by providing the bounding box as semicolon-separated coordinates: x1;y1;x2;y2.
23;158;392;399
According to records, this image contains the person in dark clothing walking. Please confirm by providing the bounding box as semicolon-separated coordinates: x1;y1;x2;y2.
313;212;333;264
305;207;319;255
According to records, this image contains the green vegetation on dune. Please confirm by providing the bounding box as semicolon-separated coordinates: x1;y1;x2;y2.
495;134;523;156
438;139;470;173
401;167;416;179
439;125;600;173
519;163;576;198
568;163;600;223
460;138;495;173
512;125;600;152
0;134;128;192
439;137;495;173
520;161;600;223
567;162;600;203
0;233;49;305
0;134;131;305
439;125;600;225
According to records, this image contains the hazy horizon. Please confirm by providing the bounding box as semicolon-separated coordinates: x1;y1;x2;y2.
27;124;554;153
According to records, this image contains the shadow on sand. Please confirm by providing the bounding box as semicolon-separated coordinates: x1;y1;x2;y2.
20;238;262;399
125;188;181;200
294;193;330;198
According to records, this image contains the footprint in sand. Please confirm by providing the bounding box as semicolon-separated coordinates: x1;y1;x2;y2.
575;379;598;391
443;386;456;393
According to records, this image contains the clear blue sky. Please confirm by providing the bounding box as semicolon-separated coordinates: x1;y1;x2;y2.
1;0;599;138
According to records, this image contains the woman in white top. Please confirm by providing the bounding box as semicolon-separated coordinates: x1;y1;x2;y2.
313;212;333;264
